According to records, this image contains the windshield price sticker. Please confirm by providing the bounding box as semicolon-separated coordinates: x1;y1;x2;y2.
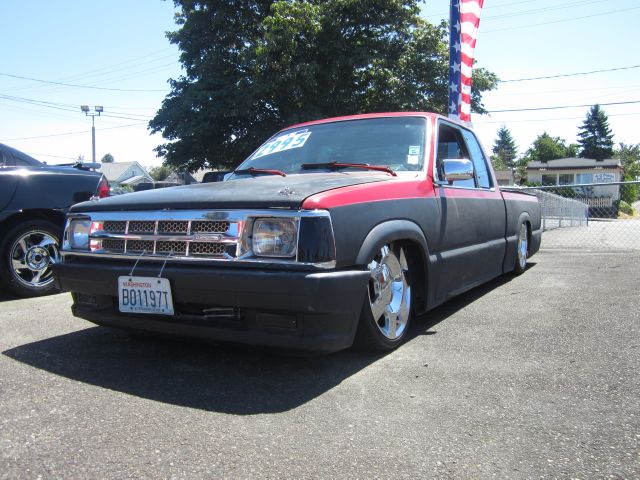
252;130;311;160
118;276;174;316
407;145;420;165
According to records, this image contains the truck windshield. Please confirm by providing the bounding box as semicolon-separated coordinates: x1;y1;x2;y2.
231;117;426;178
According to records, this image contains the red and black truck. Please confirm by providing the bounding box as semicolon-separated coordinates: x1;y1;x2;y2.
54;113;541;352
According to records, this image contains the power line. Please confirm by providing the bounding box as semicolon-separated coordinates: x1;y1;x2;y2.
482;6;640;34
0;72;169;92
482;0;608;23
0;123;148;142
423;0;539;19
500;65;640;83
0;94;154;121
474;111;640;125
488;100;640;113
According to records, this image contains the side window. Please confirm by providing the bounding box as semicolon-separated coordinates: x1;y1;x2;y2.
1;152;14;167
461;129;492;189
13;155;30;167
436;123;475;188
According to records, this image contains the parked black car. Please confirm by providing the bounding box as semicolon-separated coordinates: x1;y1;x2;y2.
0;143;108;297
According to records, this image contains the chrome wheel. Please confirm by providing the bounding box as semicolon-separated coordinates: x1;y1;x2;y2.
517;223;528;271
367;245;411;340
9;230;60;289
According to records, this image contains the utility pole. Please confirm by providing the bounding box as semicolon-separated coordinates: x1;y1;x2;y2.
80;105;103;163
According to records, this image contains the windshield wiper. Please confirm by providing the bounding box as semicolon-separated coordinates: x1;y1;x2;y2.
233;167;287;177
301;161;396;177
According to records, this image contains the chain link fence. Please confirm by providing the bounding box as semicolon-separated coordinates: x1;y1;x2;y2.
512;181;640;251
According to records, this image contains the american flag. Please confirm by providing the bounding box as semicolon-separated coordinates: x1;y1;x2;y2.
448;0;484;122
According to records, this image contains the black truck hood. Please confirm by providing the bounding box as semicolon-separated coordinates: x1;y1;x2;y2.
70;172;392;213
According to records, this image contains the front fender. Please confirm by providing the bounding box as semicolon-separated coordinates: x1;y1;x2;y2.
355;220;429;265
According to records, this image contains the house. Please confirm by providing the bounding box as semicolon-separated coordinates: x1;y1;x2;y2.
99;161;153;188
526;157;624;217
526;157;623;198
165;171;197;185
493;169;520;186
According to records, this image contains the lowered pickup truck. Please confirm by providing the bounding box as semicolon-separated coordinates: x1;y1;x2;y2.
54;113;541;352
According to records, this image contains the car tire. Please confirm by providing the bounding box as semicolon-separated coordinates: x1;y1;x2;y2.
354;243;412;351
513;222;529;275
0;219;62;297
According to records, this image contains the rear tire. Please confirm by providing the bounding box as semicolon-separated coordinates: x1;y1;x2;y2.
354;243;412;351
513;222;529;275
0;219;62;297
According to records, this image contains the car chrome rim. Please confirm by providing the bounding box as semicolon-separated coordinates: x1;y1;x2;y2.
517;224;528;270
367;245;411;340
10;230;60;289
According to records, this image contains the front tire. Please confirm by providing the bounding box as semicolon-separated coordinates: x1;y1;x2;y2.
354;243;412;351
0;219;62;297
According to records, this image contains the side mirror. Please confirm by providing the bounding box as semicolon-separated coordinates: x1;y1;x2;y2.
441;159;474;185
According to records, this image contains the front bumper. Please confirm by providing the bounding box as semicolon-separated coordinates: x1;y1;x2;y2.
53;259;369;353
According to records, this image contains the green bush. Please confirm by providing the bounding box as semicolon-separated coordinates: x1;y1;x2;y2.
620;182;638;204
619;200;634;215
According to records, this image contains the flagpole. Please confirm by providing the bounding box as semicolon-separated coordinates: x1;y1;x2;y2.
448;0;460;121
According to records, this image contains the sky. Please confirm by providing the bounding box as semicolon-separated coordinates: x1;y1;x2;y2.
0;0;638;167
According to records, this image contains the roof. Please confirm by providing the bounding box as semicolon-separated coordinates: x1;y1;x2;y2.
166;171;197;184
120;175;149;185
99;161;138;181
527;158;622;170
494;170;514;181
285;112;445;130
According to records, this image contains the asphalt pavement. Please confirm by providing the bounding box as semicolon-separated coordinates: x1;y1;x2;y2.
1;250;638;479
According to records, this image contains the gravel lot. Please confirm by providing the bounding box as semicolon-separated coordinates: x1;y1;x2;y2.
1;250;638;479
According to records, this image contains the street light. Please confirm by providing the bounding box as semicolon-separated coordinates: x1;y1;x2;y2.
80;105;103;163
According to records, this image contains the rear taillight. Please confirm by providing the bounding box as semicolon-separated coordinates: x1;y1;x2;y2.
97;175;110;198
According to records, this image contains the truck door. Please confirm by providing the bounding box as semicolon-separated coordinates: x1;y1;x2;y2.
0;154;19;213
432;120;506;302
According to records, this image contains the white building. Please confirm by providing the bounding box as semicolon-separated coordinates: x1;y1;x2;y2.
526;157;623;201
99;161;153;187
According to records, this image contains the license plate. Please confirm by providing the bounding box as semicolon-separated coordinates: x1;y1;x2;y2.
118;276;174;315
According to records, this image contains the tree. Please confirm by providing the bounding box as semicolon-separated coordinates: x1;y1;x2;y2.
523;132;574;162
516;132;574;182
616;143;640;203
148;165;172;181
577;104;614;160
491;126;517;169
150;0;498;172
101;153;114;163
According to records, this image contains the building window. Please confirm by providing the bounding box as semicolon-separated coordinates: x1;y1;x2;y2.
542;174;557;186
558;174;574;185
576;173;593;184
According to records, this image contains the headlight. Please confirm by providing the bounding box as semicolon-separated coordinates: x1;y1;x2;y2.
252;218;298;257
63;218;91;251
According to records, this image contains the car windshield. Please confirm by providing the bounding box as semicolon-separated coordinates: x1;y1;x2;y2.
231;117;426;178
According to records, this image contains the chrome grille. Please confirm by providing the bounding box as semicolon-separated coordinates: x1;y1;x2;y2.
156;240;187;255
88;215;237;260
190;242;226;256
104;221;126;234
158;221;188;234
102;239;125;252
192;221;229;233
127;240;154;253
128;221;155;233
